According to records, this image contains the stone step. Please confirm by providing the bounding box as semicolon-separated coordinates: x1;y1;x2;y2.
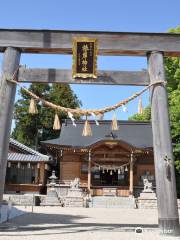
40;189;62;206
90;196;134;208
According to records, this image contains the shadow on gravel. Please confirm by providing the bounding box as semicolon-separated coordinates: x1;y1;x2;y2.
0;211;159;235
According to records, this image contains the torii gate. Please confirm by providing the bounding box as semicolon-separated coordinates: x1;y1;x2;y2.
0;29;179;235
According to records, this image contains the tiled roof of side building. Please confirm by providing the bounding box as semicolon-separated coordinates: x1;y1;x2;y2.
41;120;153;149
9;138;50;162
8;153;50;162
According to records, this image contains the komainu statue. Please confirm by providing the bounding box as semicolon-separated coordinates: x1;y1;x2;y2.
143;178;153;192
70;178;80;189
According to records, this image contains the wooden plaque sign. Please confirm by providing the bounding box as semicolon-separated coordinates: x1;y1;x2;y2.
72;37;98;78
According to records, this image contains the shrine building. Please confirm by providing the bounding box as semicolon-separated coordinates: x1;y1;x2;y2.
5;138;51;194
42;120;155;197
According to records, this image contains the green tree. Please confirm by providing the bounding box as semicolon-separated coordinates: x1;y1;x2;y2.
165;26;180;166
12;83;81;150
129;105;151;121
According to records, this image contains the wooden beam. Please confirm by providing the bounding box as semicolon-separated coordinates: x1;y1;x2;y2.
39;162;46;185
0;47;21;201
88;151;91;194
92;158;128;162
93;151;130;155
148;51;179;235
0;29;180;56
18;67;149;85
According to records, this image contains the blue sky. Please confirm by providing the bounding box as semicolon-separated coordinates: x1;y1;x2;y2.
0;0;179;123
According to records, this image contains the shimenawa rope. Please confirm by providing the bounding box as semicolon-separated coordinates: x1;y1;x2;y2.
4;69;166;117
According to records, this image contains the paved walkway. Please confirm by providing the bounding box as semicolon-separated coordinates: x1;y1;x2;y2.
0;206;179;240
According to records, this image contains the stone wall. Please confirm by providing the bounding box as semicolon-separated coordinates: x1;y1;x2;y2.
137;198;180;209
3;194;41;206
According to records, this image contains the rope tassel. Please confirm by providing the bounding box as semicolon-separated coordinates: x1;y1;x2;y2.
138;97;143;114
28;98;38;114
53;113;61;130
111;112;119;131
82;117;92;136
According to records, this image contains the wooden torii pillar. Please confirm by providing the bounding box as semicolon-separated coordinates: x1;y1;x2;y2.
0;47;21;202
148;51;179;235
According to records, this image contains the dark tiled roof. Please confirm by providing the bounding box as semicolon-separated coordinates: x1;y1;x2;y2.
42;120;153;149
9;138;50;162
8;153;50;162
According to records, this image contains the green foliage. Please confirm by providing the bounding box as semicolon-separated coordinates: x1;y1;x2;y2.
129;105;151;121
129;26;180;182
12;83;81;150
165;26;180;174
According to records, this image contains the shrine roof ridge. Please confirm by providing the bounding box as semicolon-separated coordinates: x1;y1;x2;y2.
42;120;153;149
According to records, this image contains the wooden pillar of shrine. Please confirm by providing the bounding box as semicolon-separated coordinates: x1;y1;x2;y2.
129;152;134;196
0;47;21;202
88;150;91;194
39;162;46;185
148;51;179;235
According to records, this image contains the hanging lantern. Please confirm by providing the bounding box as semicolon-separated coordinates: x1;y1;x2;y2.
8;162;11;168
99;165;101;171
37;163;40;169
118;168;121;175
17;162;21;168
53;113;61;130
27;162;31;168
125;166;128;172
102;168;105;174
111;112;119;131
28;98;38;114
110;170;113;175
82;117;92;136
138;97;143;114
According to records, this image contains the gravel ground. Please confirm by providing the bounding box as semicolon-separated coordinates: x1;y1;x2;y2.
0;206;179;240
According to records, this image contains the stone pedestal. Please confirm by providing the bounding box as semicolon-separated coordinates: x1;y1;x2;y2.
138;191;157;209
41;170;61;206
41;187;61;206
139;191;157;199
137;178;157;209
65;188;84;207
